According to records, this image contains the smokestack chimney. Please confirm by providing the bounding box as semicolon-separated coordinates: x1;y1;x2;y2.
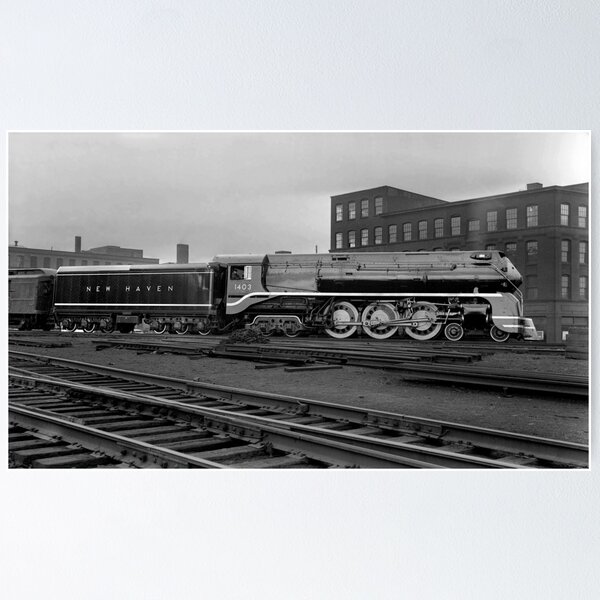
75;236;82;252
526;182;543;190
176;244;189;264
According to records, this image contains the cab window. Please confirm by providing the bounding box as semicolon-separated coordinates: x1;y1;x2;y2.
230;265;252;280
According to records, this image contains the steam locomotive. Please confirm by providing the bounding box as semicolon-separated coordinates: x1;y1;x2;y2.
10;251;537;342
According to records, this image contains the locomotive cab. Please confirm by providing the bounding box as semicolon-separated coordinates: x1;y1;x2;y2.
213;255;271;315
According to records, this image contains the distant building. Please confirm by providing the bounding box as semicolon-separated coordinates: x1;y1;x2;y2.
330;183;589;343
8;236;160;269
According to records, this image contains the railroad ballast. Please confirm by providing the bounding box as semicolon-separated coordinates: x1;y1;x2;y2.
10;250;537;342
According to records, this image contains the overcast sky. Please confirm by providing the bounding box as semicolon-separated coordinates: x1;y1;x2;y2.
8;131;590;263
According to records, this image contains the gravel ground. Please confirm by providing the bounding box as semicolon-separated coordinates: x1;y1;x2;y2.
10;333;589;445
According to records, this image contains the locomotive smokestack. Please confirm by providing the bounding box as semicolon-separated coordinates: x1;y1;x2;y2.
176;244;189;264
75;236;82;253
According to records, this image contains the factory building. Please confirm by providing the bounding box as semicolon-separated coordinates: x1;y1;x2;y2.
8;236;160;269
330;183;589;343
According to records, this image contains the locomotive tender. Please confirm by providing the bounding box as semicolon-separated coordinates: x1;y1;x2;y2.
49;250;537;342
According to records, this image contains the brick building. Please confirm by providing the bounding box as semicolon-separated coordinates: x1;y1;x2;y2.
330;183;589;343
8;236;160;269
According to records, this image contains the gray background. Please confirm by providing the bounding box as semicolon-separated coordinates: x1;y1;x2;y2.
2;1;597;598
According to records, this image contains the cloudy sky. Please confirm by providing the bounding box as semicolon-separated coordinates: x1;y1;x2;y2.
8;131;590;263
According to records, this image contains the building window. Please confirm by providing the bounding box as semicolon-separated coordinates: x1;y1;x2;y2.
361;228;368;246
403;222;412;241
526;205;538;227
335;204;343;222
579;241;588;264
506;208;517;229
505;242;517;255
468;219;480;232
335;232;343;249
43;257;51;267
560;203;569;226
374;197;383;215
434;218;444;238
487;210;498;232
68;259;76;266
485;244;496;251
56;258;63;267
527;275;538;300
526;240;538;260
348;202;356;220
93;261;99;265
361;199;369;218
374;226;383;245
561;240;570;263
418;220;427;240
578;206;587;228
579;276;588;299
388;224;397;243
451;216;460;236
81;259;88;266
30;256;38;267
561;275;570;299
348;231;356;248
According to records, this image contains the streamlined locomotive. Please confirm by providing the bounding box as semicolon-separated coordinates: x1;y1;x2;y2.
50;250;537;342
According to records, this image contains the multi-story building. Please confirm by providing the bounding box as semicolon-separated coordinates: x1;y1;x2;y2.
330;183;589;343
8;236;160;269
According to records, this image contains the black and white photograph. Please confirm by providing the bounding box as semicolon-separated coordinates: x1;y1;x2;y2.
7;131;590;470
2;2;599;599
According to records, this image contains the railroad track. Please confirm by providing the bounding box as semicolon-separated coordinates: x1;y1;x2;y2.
9;350;588;469
9;332;584;397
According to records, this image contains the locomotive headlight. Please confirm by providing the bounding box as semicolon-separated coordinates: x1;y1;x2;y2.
470;252;492;260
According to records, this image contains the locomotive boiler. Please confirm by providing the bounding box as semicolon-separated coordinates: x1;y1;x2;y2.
48;250;536;342
217;250;536;342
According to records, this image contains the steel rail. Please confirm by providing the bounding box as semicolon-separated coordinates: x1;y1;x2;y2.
9;359;587;468
9;404;228;469
8;375;451;469
393;363;588;398
9;350;588;466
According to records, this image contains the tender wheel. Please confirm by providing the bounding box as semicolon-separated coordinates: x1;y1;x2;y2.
198;329;212;336
61;320;77;333
444;323;464;342
175;324;189;335
361;302;399;340
153;324;169;334
324;301;359;339
404;302;442;341
490;325;510;343
82;322;97;334
284;328;302;338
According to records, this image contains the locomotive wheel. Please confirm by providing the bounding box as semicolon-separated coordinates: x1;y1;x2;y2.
490;325;510;343
361;302;399;340
324;301;359;339
153;324;169;334
198;329;212;336
175;325;190;335
444;323;464;342
404;302;442;341
82;323;97;334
